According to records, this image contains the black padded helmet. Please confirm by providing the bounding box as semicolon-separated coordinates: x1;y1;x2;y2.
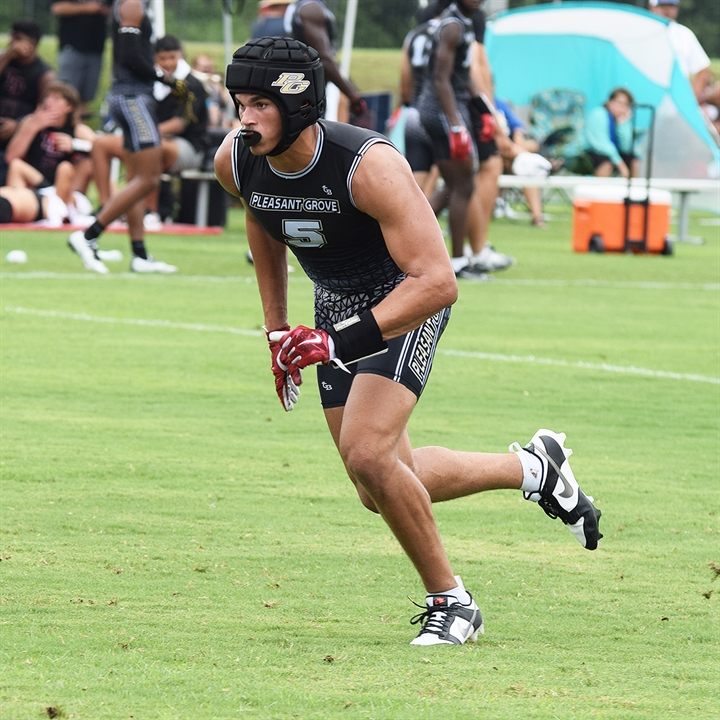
225;37;326;156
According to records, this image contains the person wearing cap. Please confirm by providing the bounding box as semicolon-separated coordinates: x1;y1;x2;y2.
214;36;602;646
648;0;712;105
283;0;366;118
252;0;292;39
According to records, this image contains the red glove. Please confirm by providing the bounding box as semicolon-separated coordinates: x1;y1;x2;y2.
449;125;472;161
265;325;302;412
276;325;333;370
478;113;497;143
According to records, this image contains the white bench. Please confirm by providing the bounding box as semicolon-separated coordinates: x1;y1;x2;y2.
498;174;719;243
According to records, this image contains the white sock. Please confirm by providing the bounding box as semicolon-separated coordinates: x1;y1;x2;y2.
427;575;471;606
515;447;543;493
450;256;469;273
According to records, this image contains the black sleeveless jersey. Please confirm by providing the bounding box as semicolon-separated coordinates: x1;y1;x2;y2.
285;0;337;55
111;0;155;94
423;3;474;101
404;19;439;107
231;120;405;329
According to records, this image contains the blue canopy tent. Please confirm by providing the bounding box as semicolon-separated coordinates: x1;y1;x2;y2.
485;2;719;186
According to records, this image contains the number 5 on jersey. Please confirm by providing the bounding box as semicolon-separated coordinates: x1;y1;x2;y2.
283;219;327;248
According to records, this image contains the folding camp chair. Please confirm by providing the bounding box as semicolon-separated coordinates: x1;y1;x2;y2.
529;89;586;204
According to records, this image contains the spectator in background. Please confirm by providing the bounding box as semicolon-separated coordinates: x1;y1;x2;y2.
151;36;208;179
0;20;56;185
581;88;640;179
494;97;548;228
648;0;720;129
648;0;713;106
700;74;720;134
0;184;72;225
251;0;292;38
284;0;367;119
192;54;231;128
4;81;95;211
50;0;113;116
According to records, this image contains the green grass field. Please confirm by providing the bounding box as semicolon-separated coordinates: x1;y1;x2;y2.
1;205;719;719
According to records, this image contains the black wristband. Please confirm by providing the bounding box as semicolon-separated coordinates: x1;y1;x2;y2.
328;311;388;365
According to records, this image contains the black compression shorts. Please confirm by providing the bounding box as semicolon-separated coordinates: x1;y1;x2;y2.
316;306;451;409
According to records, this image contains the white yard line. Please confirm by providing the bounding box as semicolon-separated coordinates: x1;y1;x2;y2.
439;349;719;385
1;272;718;291
5;306;717;385
4;306;262;337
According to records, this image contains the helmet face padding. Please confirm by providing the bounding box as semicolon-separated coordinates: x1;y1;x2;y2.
225;37;326;156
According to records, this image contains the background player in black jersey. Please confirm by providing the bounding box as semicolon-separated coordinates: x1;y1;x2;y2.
284;0;366;119
67;0;183;274
402;5;513;276
214;37;602;646
415;0;493;280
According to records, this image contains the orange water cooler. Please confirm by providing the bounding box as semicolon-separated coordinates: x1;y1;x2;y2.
572;184;672;255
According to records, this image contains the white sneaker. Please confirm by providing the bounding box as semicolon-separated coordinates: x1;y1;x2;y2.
71;191;93;217
130;255;178;274
502;204;524;220
493;197;508;219
455;263;490;282
471;244;516;272
410;594;484;646
68;230;109;274
143;212;162;230
96;249;123;262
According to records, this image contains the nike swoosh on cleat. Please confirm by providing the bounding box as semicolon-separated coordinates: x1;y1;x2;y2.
537;437;575;499
556;473;575;499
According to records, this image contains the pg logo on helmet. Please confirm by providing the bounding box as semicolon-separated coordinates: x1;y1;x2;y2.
271;73;311;94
